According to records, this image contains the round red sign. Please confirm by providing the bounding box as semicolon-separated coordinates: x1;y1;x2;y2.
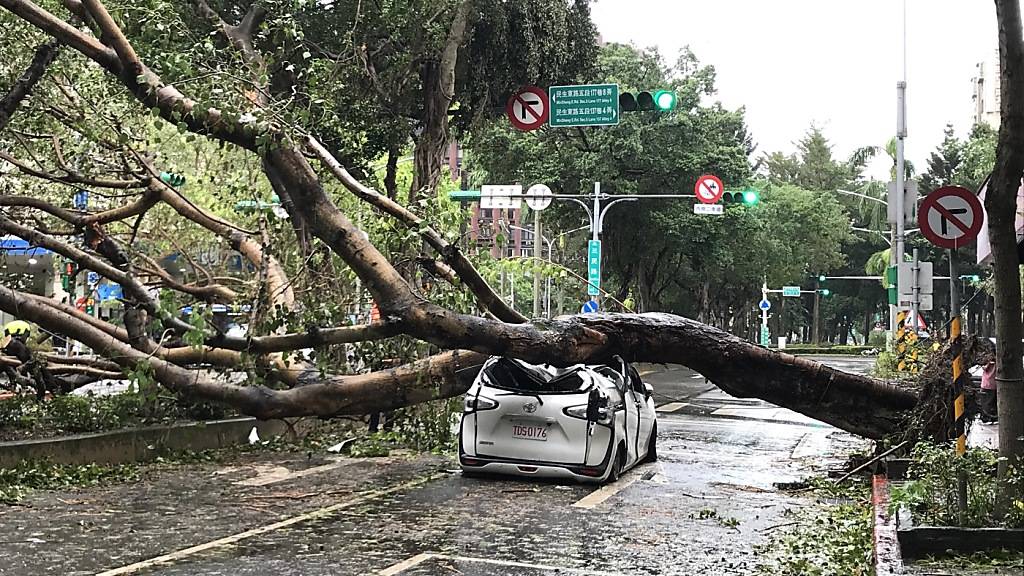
694;174;724;204
506;86;549;131
918;186;984;250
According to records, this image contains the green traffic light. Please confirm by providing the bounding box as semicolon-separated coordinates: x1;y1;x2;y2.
742;190;759;205
653;90;676;111
818;275;826;282
820;289;831;296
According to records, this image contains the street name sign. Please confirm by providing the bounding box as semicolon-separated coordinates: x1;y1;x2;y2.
525;184;553;211
481;185;522;210
506;86;549;131
549;84;619;127
897;261;934;311
694;174;724;204
919;186;984;250
587;239;602;296
782;286;801;297
693;204;724;215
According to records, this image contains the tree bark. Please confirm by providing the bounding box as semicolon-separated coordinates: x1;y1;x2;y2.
408;0;472;204
991;0;1024;510
0;39;59;131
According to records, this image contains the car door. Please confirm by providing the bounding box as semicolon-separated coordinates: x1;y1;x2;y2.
610;362;641;466
628;365;655;457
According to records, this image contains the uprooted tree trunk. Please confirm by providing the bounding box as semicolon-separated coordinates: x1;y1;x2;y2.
0;0;960;443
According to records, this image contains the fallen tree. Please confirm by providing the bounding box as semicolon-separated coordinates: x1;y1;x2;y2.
0;0;1013;442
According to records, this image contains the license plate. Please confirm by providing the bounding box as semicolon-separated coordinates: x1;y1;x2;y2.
511;424;547;441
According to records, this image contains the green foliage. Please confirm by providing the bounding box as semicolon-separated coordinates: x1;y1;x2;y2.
0;390;230;438
756;477;873;576
890;442;1024;528
0;459;140;504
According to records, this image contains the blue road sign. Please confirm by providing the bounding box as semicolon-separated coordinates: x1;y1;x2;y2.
587;239;601;296
581;300;599;314
758;298;771;311
73;190;89;210
86;271;99;286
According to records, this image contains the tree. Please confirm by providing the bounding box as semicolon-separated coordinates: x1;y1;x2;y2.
0;0;957;442
989;0;1024;510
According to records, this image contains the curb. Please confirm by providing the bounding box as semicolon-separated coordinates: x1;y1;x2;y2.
0;417;297;468
872;473;904;575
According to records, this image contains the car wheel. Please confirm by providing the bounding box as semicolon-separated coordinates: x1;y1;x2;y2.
642;422;658;463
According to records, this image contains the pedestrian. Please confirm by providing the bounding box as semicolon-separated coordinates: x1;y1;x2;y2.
979;360;998;424
1;320;59;400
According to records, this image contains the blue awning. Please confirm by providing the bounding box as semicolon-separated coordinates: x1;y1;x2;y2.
0;236;51;256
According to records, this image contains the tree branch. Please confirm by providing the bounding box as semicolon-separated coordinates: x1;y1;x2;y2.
0;40;59;132
306;135;526;323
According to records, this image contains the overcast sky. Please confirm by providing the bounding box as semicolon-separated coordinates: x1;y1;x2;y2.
591;0;1011;177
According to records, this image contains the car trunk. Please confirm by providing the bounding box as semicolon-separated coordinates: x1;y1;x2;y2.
474;359;594;465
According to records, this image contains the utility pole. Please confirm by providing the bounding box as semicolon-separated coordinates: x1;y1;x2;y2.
812;277;821;345
533;207;542;318
889;80;908;344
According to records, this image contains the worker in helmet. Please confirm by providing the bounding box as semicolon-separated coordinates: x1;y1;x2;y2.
2;321;58;400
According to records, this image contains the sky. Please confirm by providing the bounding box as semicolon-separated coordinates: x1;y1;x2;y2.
591;0;1011;178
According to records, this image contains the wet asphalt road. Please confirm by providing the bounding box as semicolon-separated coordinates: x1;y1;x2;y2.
0;356;874;576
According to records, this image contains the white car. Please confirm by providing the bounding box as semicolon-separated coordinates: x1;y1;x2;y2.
459;356;657;483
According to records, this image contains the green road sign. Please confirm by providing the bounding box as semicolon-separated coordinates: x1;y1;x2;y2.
782;286;801;297
587;239;601;296
549;84;619;127
760;325;770;346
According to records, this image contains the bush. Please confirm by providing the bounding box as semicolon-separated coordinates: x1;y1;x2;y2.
890;442;1024;528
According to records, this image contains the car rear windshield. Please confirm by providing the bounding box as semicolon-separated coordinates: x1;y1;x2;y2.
482;358;588;393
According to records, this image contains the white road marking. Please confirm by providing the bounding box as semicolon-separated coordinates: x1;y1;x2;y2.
235;457;375;487
95;473;444;576
571;466;645;509
378;552;435;575
656;402;689;413
378;553;629;575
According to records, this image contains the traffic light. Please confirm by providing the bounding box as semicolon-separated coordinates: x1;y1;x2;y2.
159;171;185;187
619;90;677;112
819;289;831;297
818;275;826;282
722;189;760;206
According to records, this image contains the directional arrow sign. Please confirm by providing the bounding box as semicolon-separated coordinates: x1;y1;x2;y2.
506;86;549;131
919;186;984;250
758;298;771;311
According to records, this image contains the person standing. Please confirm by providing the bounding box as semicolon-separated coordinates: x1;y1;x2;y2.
979;361;998;424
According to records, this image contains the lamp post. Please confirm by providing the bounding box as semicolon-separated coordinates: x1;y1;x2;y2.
510;224;588;317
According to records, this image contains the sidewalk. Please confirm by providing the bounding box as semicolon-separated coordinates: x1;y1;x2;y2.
968;418;999;450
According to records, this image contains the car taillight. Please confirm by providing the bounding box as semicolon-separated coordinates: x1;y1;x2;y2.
576;466;604;477
463;395;498;412
563;404;611;424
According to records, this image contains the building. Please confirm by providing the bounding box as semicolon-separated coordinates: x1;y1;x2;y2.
468;205;535;258
971;49;1001;129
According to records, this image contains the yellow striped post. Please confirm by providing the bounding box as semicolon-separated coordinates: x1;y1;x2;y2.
948;249;968;520
950;316;967;455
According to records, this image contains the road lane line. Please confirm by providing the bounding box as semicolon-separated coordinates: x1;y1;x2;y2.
95;473;446;576
440;554;630;575
378;552;438;575
571;467;643;509
656;401;689;413
235;457;377;487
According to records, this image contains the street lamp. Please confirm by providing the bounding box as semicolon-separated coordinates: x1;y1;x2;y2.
510;224;588;317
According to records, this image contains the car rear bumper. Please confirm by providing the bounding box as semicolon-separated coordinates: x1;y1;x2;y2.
459;458;609;483
459;438;615;484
